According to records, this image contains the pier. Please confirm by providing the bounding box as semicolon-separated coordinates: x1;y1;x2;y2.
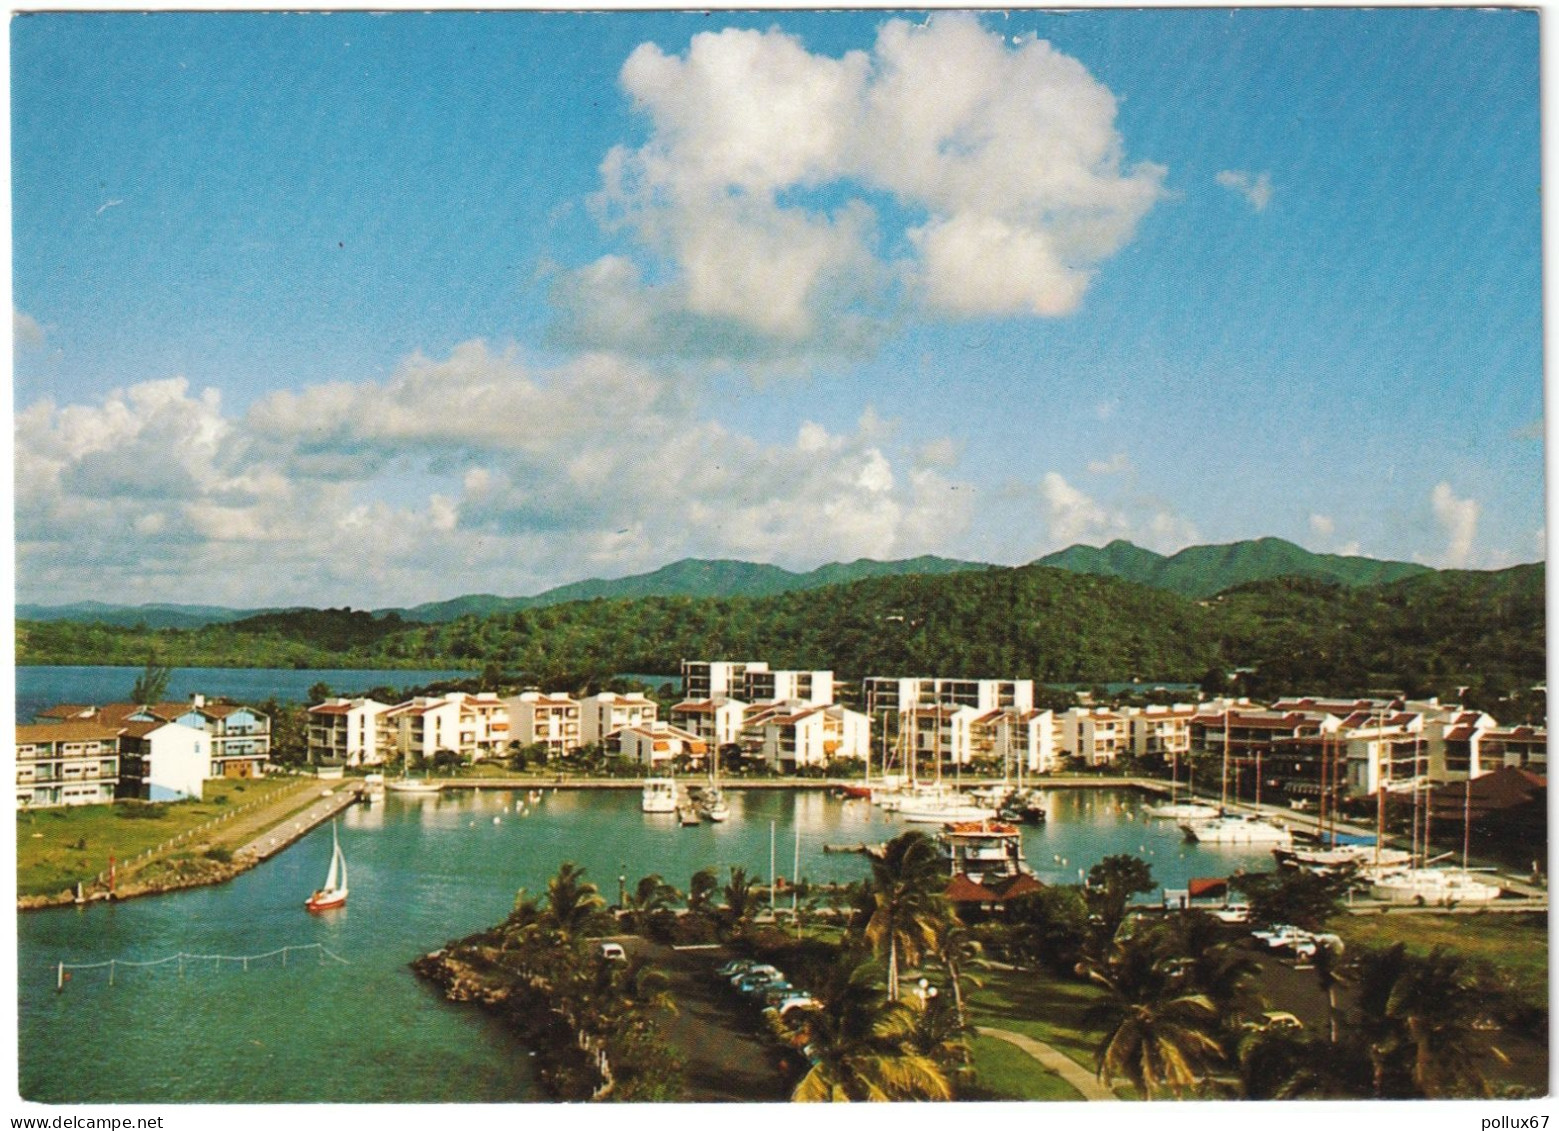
236;782;364;864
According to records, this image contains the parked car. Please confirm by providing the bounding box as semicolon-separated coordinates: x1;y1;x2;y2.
716;958;758;979
734;971;788;995
598;942;626;961
764;995;821;1017
730;965;781;989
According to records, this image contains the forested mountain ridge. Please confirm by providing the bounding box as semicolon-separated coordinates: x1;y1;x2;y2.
1034;536;1432;597
384;554;993;622
18;561;1545;715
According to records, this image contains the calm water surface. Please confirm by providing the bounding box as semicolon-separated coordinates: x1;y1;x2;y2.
18;788;1273;1102
15;667;477;723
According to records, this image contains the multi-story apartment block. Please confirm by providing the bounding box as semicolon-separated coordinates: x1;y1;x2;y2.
990;708;1058;774
503;692;580;758
615;722;707;767
1481;725;1547;773
15;722;121;808
1128;705;1198;764
862;676;1034;715
307;697;393;766
116;720;208;801
752;704;871;770
682;660;767;701
578;691;657;746
1062;707;1129;765
44;695;271;778
670;697;750;748
744;669;834;706
384;692;510;763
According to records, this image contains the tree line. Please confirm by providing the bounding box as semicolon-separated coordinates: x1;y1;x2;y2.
18;562;1546;720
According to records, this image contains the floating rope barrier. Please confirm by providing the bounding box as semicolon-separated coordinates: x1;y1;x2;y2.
55;943;348;990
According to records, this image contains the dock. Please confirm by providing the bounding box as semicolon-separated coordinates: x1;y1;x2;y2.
236;782;364;864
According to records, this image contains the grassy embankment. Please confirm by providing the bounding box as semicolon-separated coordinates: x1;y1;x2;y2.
1332;910;1548;1014
16;777;315;897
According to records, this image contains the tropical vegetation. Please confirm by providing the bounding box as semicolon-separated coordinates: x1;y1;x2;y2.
18;559;1546;719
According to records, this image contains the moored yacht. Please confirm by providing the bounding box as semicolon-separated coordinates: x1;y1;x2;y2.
937;819;1036;882
1274;843;1412;872
899;794;999;823
1180;813;1293;846
1146;800;1221;821
1369;867;1502;905
641;777;677;813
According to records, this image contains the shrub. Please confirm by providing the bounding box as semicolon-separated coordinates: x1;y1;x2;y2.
204;846;233;863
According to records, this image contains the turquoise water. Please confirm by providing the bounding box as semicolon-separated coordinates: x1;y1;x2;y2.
18;787;1274;1102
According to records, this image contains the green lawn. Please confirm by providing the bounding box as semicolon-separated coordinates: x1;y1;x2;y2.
965;966;1107;1074
16;777;307;896
964;1034;1083;1101
1332;911;1547;1009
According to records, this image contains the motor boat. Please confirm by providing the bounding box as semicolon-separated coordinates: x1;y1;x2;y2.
641;777;677;813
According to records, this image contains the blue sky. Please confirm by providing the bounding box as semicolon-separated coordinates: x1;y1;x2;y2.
11;9;1543;607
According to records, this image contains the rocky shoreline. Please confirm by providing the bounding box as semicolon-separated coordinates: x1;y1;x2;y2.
18;855;245;911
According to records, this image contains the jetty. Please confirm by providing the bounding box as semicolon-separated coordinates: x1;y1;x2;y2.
237;782;364;864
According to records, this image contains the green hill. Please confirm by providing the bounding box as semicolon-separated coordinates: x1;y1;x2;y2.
387;555;992;622
1035;537;1432;597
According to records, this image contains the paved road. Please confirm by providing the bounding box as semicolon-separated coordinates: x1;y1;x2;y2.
976;1026;1119;1101
613;938;794;1102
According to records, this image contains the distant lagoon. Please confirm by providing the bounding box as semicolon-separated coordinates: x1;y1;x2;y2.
14;666;477;723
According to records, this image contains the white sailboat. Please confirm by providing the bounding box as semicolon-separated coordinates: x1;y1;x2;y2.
304;821;349;911
1180;812;1293;846
1145;744;1219;819
1370;866;1502;905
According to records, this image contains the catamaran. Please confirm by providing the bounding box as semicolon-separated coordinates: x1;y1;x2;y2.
304;821;349;911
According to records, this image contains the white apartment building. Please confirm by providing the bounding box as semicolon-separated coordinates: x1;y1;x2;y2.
682;660;767;700
1062;707;1129;765
117;720;208;801
383;692;510;763
615;722;707;767
862;676;1034;715
307;697;392;766
1128;705;1198;764
578;691;658;746
670;697;750;748
753;704;871;770
744;668;834;706
991;708;1058;774
504;692;581;758
15;722;120;808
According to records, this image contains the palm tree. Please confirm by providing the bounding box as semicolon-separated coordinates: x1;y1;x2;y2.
624;873;680;931
687;866;719;915
862;831;948;1001
1312;939;1349;1044
1357;943;1507;1098
1083;933;1226;1099
544;862;608;940
720;865;765;927
788;961;953;1101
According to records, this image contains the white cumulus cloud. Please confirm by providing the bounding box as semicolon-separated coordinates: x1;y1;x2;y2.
555;14;1165;358
1308;513;1335;539
1431;482;1480;568
16;343;974;606
1216;169;1273;212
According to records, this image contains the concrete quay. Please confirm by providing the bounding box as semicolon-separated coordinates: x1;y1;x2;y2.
236;781;364;863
